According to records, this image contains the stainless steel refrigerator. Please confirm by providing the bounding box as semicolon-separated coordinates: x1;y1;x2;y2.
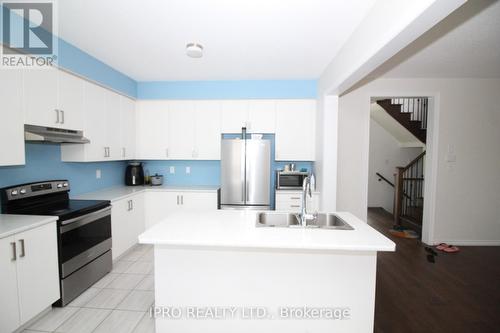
220;138;271;210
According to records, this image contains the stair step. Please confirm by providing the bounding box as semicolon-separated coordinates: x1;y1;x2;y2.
376;99;427;143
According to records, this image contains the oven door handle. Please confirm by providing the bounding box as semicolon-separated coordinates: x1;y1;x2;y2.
60;206;111;234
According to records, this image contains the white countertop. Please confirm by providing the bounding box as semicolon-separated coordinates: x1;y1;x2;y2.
0;214;58;239
73;185;219;202
139;210;395;253
276;189;320;194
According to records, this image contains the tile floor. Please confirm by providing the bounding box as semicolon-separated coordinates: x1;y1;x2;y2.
24;244;155;333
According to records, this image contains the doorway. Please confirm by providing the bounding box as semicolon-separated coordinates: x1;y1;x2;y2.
367;96;432;238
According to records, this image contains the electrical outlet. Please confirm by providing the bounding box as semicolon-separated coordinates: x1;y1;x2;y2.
96;169;101;179
169;166;175;174
186;166;191;174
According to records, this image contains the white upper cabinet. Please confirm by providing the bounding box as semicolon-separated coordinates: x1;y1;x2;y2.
136;100;169;160
0;69;25;166
275;99;316;161
194;101;221;160
57;70;84;130
24;69;84;130
168;101;196;159
61;78;137;162
134;99;316;161
247;100;276;133
220;100;276;134
121;97;136;159
221;100;248;133
105;90;122;160
24;69;58;128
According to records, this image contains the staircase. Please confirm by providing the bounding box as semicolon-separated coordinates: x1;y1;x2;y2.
376;98;428;143
394;151;426;232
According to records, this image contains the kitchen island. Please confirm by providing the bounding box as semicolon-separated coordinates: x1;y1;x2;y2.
139;210;395;333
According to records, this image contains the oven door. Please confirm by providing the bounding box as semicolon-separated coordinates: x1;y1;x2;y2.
59;207;112;278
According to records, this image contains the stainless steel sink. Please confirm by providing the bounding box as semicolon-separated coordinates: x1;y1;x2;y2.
256;212;300;227
306;213;354;230
256;212;353;230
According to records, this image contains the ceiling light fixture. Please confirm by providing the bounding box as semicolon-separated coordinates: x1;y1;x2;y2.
186;42;203;58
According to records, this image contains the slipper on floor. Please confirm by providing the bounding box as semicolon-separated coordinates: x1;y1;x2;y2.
436;243;449;251
443;245;460;253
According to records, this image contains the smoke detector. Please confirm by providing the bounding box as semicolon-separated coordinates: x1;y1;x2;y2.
186;43;203;58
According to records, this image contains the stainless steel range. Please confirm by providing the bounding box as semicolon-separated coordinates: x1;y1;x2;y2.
1;180;112;306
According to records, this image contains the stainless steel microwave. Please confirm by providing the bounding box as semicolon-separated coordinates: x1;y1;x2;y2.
276;171;309;190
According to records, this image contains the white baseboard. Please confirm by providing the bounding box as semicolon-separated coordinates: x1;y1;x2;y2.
431;240;500;246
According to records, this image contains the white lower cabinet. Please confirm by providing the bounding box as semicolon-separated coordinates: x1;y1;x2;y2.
0;222;59;333
0;234;20;333
275;191;319;213
111;194;145;260
144;191;218;229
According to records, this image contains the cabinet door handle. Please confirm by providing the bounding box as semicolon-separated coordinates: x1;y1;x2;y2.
181;195;184;205
290;205;300;208
127;200;131;211
60;110;65;124
290;197;301;200
165;148;169;158
176;195;179;205
122;147;126;158
130;200;134;210
10;242;16;261
104;147;107;158
19;239;25;257
55;109;60;124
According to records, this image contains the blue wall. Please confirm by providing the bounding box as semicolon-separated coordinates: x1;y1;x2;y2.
58;39;137;98
0;5;137;97
0;144;126;196
141;134;314;209
137;80;317;99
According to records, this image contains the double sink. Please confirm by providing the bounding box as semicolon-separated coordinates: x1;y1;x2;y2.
256;212;354;230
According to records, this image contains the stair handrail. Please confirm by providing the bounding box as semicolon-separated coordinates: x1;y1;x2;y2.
376;172;395;187
402;151;426;172
377;172;411;200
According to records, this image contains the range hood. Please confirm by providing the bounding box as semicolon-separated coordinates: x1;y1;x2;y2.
24;125;90;144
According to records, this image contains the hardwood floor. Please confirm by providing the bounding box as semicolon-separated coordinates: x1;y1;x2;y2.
368;208;500;333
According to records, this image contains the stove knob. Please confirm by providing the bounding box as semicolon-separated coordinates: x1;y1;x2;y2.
57;183;63;188
20;189;27;195
11;190;18;196
63;183;68;187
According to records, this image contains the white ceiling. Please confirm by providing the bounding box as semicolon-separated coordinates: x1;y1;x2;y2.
371;0;500;79
57;0;376;81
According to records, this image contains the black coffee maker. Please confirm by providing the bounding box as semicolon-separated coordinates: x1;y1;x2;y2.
125;162;144;186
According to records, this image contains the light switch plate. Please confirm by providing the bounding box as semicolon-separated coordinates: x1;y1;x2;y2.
96;169;101;179
169;166;175;174
186;166;191;174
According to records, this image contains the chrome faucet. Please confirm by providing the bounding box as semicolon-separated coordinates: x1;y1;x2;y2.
300;176;316;227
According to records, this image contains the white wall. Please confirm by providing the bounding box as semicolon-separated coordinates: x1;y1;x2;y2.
368;118;423;213
337;78;500;245
315;95;338;212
